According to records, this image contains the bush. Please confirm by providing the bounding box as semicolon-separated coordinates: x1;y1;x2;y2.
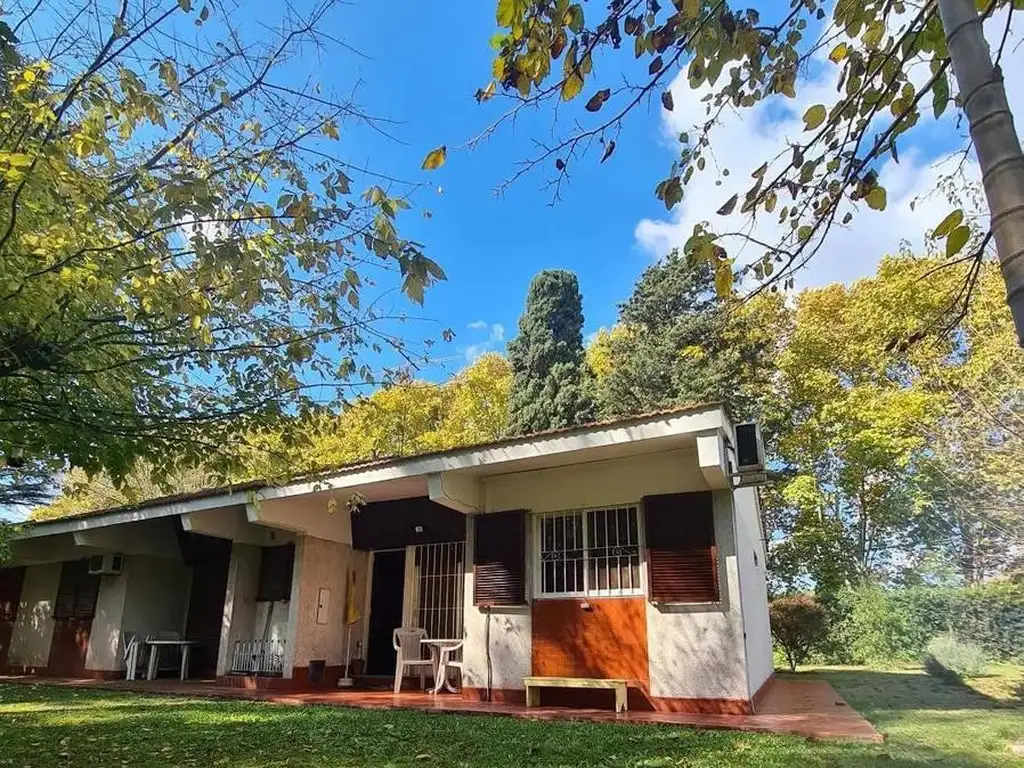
823;583;1024;665
770;594;828;671
923;633;988;681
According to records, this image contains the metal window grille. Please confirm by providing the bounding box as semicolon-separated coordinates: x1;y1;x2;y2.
413;542;465;640
231;639;285;675
537;505;643;598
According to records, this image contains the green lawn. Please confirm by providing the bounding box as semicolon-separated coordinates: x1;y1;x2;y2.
0;667;1020;768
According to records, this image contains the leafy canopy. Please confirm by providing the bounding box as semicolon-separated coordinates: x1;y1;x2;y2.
36;354;513;519
0;1;445;493
589;250;784;420
474;0;1012;314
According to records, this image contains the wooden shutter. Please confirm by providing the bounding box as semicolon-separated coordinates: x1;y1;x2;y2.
473;511;527;606
53;560;100;619
257;543;295;602
0;566;25;622
644;492;719;603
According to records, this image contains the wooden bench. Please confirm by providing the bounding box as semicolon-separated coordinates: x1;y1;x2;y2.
523;676;629;713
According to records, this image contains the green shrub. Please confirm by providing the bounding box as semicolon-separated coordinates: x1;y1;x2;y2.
923;633;988;681
770;594;828;671
823;583;1024;665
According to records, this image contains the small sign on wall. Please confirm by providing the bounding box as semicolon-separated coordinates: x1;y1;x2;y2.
316;588;331;625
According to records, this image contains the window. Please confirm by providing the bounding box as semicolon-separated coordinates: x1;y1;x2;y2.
257;543;295;602
536;505;642;597
53;560;101;620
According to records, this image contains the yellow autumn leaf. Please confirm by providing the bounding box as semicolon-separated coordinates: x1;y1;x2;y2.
421;146;447;171
561;72;584;101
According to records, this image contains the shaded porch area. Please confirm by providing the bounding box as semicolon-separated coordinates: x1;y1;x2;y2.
0;674;881;743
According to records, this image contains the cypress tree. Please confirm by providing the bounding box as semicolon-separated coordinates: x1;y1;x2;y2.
507;270;596;434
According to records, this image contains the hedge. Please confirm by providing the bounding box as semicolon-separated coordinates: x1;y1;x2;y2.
822;582;1024;665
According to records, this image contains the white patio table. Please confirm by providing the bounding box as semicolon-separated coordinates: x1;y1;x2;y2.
144;639;196;681
421;638;463;693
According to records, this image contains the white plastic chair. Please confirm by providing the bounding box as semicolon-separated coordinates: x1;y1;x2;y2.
122;632;143;681
432;640;464;694
392;627;432;694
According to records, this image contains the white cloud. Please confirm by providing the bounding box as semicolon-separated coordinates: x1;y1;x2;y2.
462;322;507;362
635;10;1023;290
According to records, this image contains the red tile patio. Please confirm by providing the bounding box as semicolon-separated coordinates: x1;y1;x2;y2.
0;675;882;743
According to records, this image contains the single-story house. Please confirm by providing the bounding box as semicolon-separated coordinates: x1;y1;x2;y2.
0;404;773;713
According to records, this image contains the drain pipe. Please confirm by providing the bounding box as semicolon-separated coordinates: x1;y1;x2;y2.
483;605;492;702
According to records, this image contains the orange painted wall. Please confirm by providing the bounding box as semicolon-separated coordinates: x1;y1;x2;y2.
531;598;649;686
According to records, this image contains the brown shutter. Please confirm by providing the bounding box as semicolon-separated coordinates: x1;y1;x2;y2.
53;560;101;619
257;543;295;602
644;492;719;603
473;511;527;606
0;566;25;622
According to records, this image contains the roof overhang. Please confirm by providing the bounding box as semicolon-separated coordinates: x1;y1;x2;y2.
16;404;731;542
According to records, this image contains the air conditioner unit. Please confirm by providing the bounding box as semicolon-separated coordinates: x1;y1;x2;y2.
88;553;124;576
734;422;765;473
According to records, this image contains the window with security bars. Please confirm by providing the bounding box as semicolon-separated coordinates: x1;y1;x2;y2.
537;506;643;597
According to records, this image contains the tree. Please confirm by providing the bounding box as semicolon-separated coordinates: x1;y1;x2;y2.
507;270;596;434
36;354;514;518
32;463;214;522
474;0;1024;339
590;251;784;420
769;594;828;671
0;2;445;500
441;353;513;446
765;255;1024;592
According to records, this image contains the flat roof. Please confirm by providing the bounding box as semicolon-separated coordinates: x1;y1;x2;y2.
19;402;728;538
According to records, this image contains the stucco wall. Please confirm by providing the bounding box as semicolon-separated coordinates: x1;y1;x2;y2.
734;486;773;696
7;563;60;669
84;572;129;671
462;514;532;691
466;448;750;699
289;535;350;671
122;557;191;640
482;447;707;514
216;543;261;676
645;490;748;700
251;495;352;545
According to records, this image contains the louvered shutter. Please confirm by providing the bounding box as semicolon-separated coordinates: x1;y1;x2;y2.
0;566;25;622
257;543;295;602
53;560;100;619
644;492;719;603
473;511;527;606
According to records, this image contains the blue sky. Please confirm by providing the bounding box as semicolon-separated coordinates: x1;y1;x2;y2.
298;0;704;377
311;1;1021;381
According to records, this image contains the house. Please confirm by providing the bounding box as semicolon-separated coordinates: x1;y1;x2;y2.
0;404;773;714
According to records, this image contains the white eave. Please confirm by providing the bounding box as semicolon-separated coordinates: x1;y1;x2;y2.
18;403;730;539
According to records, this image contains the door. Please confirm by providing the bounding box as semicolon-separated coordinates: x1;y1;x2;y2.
48;560;100;677
47;619;92;676
365;549;406;675
183;535;232;678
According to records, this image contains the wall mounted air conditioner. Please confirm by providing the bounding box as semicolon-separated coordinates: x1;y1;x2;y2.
734;423;765;472
88;553;124;576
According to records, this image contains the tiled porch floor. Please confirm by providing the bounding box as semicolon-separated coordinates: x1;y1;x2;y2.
0;675;881;743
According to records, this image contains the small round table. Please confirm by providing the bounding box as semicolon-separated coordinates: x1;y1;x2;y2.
420;638;463;693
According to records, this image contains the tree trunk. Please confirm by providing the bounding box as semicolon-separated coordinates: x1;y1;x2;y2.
938;0;1024;345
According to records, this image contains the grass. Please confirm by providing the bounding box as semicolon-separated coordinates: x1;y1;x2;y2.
0;666;1021;768
810;665;1023;767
